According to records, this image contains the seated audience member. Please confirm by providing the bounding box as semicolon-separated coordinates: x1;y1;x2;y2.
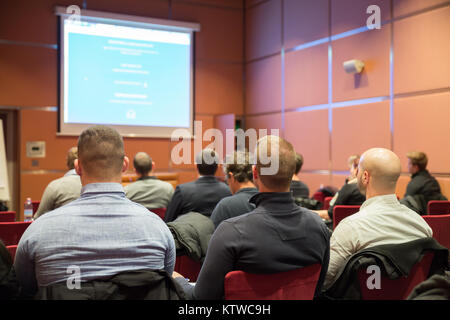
0;240;20;299
210;151;258;229
290;152;310;198
124;152;174;210
164;148;232;223
324;148;432;289
34;147;82;219
314;155;365;220
173;136;331;299
401;151;447;214
14;125;175;297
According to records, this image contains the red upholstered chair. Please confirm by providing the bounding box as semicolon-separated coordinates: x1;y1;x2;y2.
427;201;450;215
323;197;333;211
150;208;166;220
0;211;16;222
357;252;434;300
423;214;450;249
32;201;40;213
333;205;361;229
224;264;322;300
0;221;32;246
174;255;202;282
312;191;325;204
6;245;18;262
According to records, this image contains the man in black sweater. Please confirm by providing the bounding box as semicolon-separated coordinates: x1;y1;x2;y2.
164;148;231;222
290;152;310;198
402;151;447;214
173;136;330;299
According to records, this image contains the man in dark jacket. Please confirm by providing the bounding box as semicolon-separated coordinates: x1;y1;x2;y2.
402;151;447;214
173;136;331;299
164;148;231;223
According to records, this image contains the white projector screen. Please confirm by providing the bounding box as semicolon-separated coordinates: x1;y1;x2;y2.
56;7;200;138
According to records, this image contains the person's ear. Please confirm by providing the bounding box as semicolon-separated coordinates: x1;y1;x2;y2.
122;156;130;173
252;165;258;181
152;161;156;171
74;159;82;176
228;172;235;183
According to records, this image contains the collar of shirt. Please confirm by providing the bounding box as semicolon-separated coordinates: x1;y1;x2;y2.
411;169;430;179
235;187;258;195
249;192;296;212
137;176;157;181
80;183;125;197
360;194;399;211
197;175;218;182
64;169;78;177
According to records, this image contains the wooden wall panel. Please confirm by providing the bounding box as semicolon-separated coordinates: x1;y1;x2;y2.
86;0;169;18
393;92;450;173
195;60;243;115
284;109;330;171
0;45;57;106
332;101;391;171
172;2;243;62
332;27;390;102
331;0;391;35
0;0;83;44
283;0;329;49
285;44;328;109
394;6;450;94
245;55;282;115
393;0;449;17
245;0;281;61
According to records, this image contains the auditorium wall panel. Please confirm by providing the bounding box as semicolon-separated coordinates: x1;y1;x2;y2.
1;0;243;217
283;0;329;50
332;101;391;171
0;0;83;44
0;45;57;107
245;0;281;61
244;0;450;199
393;6;450;94
284;109;329;171
245;55;282;115
392;0;449;17
284;44;328;109
332;26;390;102
393;91;450;173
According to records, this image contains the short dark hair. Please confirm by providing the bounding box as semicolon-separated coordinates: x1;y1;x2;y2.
255;136;296;190
77;125;125;179
294;153;304;174
195;148;219;176
133;152;152;176
224;151;253;183
66;147;78;170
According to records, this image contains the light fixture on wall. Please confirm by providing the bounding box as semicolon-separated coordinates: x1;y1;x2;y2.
343;59;365;74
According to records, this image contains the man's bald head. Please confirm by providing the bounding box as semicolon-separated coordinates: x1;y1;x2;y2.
134;152;153;176
357;148;401;196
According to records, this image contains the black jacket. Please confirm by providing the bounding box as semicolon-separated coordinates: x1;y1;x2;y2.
402;170;447;214
0;241;20;300
322;237;449;300
35;269;186;300
165;176;232;222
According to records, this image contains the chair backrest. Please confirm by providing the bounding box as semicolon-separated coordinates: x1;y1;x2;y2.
6;245;18;262
423;214;450;249
0;211;16;222
32;201;40;213
312;191;325;204
323;197;333;211
224;264;322;300
357;252;434;300
174;255;202;282
150;208;167;220
0;221;33;246
427;201;450;215
333;205;361;229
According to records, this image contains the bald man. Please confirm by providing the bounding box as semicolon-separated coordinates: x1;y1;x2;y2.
324;148;432;289
124;152;174;210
